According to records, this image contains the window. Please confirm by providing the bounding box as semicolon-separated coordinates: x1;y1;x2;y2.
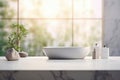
0;0;102;56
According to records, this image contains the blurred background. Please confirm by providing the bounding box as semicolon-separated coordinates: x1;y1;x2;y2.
0;0;102;56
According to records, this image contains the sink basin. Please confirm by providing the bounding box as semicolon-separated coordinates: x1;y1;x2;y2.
43;47;90;59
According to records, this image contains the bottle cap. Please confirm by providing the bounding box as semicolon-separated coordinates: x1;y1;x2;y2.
104;45;106;47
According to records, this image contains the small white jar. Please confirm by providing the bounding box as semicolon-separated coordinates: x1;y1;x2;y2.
101;47;109;59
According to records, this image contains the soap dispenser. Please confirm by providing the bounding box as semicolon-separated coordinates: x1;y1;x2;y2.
92;43;100;59
92;48;96;59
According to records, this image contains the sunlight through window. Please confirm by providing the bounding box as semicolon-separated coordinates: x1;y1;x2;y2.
0;0;102;56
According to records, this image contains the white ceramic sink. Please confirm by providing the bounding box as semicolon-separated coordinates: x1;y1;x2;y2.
43;47;90;59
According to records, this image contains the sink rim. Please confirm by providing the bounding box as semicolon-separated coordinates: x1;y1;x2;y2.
43;47;90;59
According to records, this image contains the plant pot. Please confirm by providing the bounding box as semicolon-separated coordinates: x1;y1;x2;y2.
19;51;28;57
5;48;20;61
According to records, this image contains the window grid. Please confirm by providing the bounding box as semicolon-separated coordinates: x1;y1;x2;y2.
0;0;103;46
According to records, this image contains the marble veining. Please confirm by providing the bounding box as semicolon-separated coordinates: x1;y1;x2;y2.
0;71;118;80
104;0;120;56
104;0;120;19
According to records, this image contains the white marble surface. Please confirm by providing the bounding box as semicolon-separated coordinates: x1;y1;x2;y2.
0;57;120;70
104;0;120;56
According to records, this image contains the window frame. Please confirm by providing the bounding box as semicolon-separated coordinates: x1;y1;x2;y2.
1;0;104;47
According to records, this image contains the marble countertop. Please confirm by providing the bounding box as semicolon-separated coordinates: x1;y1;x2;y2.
0;56;120;70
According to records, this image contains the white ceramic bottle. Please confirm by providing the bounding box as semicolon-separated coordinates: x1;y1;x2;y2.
101;45;109;59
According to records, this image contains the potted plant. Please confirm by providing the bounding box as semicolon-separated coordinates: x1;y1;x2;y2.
5;23;28;61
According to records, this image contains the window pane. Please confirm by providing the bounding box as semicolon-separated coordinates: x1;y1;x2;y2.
0;0;17;18
73;20;102;47
19;0;72;18
0;19;17;55
74;0;102;18
20;20;72;56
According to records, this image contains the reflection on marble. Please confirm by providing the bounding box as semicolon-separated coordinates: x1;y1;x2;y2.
104;0;120;56
0;71;119;80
